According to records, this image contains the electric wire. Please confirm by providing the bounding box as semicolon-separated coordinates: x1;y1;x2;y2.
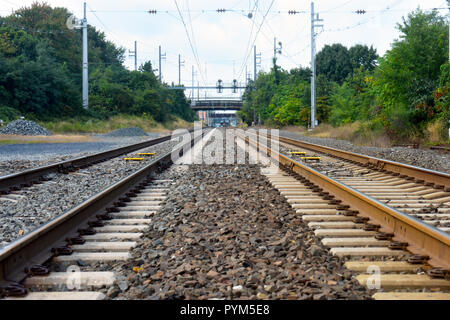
236;0;276;82
173;0;206;84
236;0;259;83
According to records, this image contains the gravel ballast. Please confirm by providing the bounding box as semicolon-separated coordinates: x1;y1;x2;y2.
0;120;51;136
102;127;149;137
63;129;372;300
0;134;169;174
279;130;450;173
90;163;371;300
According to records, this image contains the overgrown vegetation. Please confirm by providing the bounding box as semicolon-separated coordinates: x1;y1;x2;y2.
0;2;196;127
240;9;449;144
42;114;192;134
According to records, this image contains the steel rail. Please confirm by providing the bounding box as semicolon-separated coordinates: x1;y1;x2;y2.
0;129;193;194
273;134;450;190
243;134;450;269
0;129;202;285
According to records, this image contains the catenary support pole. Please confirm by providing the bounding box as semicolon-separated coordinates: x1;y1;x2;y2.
159;45;162;81
310;2;316;129
82;2;88;109
134;41;137;71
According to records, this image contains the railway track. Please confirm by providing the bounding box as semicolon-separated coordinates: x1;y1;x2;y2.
0;130;193;195
0;129;202;299
242;132;450;300
274;135;450;236
1;128;449;300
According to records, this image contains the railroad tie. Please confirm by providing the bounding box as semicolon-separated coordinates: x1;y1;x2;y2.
14;180;170;300
263;169;450;301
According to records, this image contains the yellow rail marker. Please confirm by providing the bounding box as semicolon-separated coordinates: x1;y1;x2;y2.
137;153;155;156
289;152;306;155
123;158;145;161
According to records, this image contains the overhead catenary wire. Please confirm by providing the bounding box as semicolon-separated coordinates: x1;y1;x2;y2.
3;0;447;86
87;4;126;46
236;0;259;83
324;0;407;33
185;0;203;82
173;0;206;84
236;0;276;83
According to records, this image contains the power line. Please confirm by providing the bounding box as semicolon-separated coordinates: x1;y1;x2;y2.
0;0;18;7
186;0;202;82
173;0;205;84
319;0;357;14
236;0;276;82
87;5;125;45
236;0;259;83
324;0;406;32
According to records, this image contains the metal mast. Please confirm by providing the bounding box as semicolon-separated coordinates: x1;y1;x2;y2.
82;2;88;109
310;2;323;129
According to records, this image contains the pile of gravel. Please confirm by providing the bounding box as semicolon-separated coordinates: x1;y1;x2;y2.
0;120;51;136
102;127;149;137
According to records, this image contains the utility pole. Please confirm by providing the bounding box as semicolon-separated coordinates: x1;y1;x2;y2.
447;1;450;139
254;46;257;84
191;66;195;99
254;46;261;83
447;0;450;63
253;45;261;125
158;45;166;82
273;37;282;65
82;2;88;109
178;54;185;85
245;66;248;86
310;2;323;130
129;41;137;71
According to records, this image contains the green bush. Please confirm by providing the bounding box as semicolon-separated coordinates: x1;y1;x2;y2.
0;106;21;122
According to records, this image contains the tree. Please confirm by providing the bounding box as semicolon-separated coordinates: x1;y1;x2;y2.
373;9;448;136
316;43;352;85
349;44;378;71
0;3;194;124
329;67;377;126
434;63;449;136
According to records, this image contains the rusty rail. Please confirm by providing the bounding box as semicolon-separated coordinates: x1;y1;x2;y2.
274;135;450;190
243;133;450;269
0;129;202;285
0;129;194;194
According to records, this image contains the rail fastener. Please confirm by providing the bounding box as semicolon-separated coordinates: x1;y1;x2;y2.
301;157;321;162
123;158;145;161
137;153;156;156
289;152;307;155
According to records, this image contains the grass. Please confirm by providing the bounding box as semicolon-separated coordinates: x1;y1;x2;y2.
0;134;95;145
0;139;43;145
40;115;193;134
425;121;450;145
284;122;393;148
0;115;194;145
284;121;450;148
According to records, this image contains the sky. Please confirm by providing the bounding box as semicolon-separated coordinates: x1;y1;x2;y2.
1;0;449;100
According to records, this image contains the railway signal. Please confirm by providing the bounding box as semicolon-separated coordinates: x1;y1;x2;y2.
232;79;238;93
